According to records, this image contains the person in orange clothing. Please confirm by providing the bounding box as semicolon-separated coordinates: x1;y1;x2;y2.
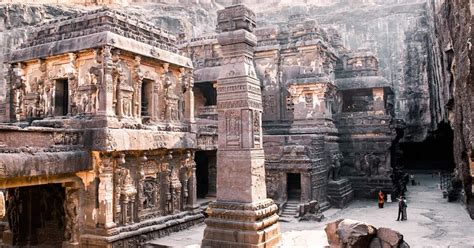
378;190;385;208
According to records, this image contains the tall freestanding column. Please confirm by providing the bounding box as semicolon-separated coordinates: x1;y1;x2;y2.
202;4;281;248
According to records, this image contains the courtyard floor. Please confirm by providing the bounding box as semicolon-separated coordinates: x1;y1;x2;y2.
148;173;474;248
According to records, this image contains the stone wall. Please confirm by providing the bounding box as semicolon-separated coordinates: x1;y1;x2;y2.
426;0;474;218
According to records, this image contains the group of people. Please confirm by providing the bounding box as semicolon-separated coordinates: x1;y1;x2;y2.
377;190;408;221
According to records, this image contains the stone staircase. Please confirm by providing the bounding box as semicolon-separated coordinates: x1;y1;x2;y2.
280;200;299;218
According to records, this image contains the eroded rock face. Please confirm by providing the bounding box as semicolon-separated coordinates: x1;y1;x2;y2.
325;219;410;248
426;0;474;218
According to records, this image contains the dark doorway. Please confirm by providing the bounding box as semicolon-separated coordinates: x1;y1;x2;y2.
141;79;153;118
195;151;209;198
54;79;69;116
195;151;217;199
5;184;65;246
400;123;455;171
194;82;217;106
287;173;301;200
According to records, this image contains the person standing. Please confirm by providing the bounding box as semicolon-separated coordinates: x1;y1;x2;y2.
402;196;408;220
396;195;405;221
378;190;385;208
410;174;415;185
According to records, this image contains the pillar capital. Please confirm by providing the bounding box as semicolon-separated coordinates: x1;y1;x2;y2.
216;4;256;34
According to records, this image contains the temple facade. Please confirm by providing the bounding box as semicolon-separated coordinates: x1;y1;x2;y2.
0;9;207;247
179;14;398;214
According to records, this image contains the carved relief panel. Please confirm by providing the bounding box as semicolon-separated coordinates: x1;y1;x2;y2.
76;50;101;115
225;109;241;147
161;63;184;123
113;56;134;118
255;55;280;121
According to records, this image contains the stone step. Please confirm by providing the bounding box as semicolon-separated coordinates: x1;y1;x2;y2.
328;187;353;194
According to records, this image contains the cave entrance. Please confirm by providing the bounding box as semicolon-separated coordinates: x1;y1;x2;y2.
195;150;217;199
287;173;301;201
5;184;65;246
400;123;455;171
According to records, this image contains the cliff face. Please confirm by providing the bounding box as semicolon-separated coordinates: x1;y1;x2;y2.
427;0;474;218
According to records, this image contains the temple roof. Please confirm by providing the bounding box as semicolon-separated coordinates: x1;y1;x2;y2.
8;8;192;68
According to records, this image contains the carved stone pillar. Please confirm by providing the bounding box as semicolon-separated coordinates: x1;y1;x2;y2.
120;197;128;225
152;71;162;122
137;154;147;217
202;4;281;247
185;151;198;210
183;69;195;130
162;152;173;214
168;152;182;214
186;167;198;209
134;56;144;119
98;46;115;116
301;172;311;203
97;157;116;229
66;53;78;116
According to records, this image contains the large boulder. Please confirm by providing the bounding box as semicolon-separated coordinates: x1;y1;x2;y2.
377;227;403;247
325;219;343;247
336;219;377;247
325;219;410;248
369;237;383;248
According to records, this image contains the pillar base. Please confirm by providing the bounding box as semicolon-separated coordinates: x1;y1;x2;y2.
202;199;281;248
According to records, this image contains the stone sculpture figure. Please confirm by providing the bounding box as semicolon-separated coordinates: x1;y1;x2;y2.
371;154;381;176
120;169;137;225
6;189;20;241
328;154;342;181
162;64;180;122
169;159;182;213
64;188;79;244
114;167;125;223
143;181;156;209
12;65;26;118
